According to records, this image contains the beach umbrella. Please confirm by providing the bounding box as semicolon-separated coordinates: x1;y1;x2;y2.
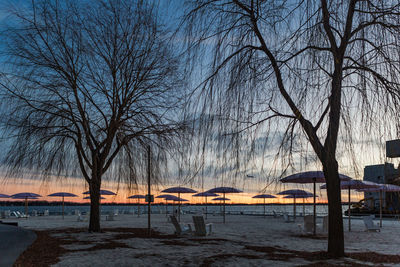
193;192;219;219
156;194;176;216
128;194;146;217
212;197;230;214
357;184;400;227
11;192;42;216
277;189;312;221
161;187;197;222
82;189;116;195
206;187;243;223
83;196;105;200
321;180;380;231
281;171;351;235
212;197;230;201
48;192;78;219
252;194;276;217
283;193;316;218
0;193;9;198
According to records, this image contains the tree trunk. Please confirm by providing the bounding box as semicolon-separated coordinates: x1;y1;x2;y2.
323;158;345;257
88;177;101;232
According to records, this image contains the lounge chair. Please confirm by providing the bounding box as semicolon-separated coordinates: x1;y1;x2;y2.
363;215;380;232
16;211;29;218
283;212;294;223
192;216;212;236
170;215;192;235
106;212;115;221
299;215;314;234
322;215;328;233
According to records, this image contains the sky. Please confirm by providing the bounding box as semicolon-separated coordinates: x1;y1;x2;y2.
0;0;399;205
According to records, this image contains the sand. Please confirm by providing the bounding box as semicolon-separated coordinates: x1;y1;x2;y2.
5;213;400;266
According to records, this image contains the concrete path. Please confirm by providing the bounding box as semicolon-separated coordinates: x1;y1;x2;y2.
0;223;36;267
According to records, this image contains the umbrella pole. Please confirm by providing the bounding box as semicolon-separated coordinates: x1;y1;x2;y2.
293;196;296;221
178;192;181;222
165;200;168;217
264;198;266;217
303;198;305;217
223;192;226;223
62;196;65;220
348;187;351;232
25;197;28;218
313;179;316;235
138;198;140;218
380;190;382;228
205;196;208;219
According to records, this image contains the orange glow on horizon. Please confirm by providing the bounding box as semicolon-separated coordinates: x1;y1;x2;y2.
0;177;365;204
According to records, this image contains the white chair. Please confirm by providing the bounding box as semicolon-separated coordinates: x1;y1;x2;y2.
283;212;293;223
170;215;192;235
16;211;29;218
192;216;212;236
44;209;49;216
363;215;380;232
322;215;328;233
106;212;115;221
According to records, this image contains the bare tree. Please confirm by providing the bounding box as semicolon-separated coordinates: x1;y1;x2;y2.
184;0;400;257
0;0;185;232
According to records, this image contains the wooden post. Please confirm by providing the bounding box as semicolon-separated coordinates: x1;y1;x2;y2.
348;187;351;232
313;179;316;235
147;146;151;236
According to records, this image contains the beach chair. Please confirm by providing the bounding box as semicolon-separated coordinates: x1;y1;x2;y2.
192;216;212;236
322;215;328;233
106;212;115;221
363;215;380;232
113;209;119;216
5;210;11;218
44;209;49;216
170;215;192;235
283;212;293;223
301;215;314;233
16;211;29;218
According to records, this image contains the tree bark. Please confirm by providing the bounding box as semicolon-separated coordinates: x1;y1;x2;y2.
88;177;101;232
322;157;345;257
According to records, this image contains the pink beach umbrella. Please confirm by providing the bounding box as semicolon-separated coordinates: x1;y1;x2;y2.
83;196;105;200
252;194;276;217
161;187;197;222
281;171;351;235
207;187;242;223
321;180;380;231
283;193;316;219
192;192;219;219
82;189;116;195
11;192;42;217
48;192;78;219
357;184;400;227
277;189;312;221
128;194;146;217
156;194;176;217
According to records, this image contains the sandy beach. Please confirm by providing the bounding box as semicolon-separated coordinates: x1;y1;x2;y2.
4;213;400;266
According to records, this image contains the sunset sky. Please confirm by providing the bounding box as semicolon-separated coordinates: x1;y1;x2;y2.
0;0;398;205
